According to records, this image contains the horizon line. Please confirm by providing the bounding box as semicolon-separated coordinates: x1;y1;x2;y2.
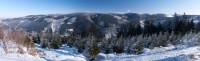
1;12;199;18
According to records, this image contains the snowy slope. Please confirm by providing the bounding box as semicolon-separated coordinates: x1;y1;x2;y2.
0;44;45;61
96;45;200;61
0;53;45;61
36;44;86;61
0;44;87;61
1;43;200;61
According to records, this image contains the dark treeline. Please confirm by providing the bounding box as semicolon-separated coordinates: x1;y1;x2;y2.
118;13;196;37
31;13;200;60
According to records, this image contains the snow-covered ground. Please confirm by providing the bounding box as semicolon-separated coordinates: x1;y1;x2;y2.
1;43;200;61
0;53;45;61
0;44;45;61
96;45;200;61
36;44;86;61
0;44;87;61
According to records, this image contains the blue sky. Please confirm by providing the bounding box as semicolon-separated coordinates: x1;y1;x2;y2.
0;0;200;18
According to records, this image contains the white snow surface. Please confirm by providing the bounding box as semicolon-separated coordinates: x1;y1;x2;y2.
0;53;45;61
67;17;76;24
51;18;66;33
0;44;86;61
1;42;200;61
36;44;86;61
140;20;145;28
96;45;200;61
0;43;45;61
114;15;122;20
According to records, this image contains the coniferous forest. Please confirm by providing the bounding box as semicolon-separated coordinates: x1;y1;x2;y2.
27;13;200;60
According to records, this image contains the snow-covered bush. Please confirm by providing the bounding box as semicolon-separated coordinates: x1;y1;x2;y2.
76;37;86;53
49;34;62;49
99;37;110;54
28;42;37;56
40;32;62;49
66;34;80;47
113;36;124;54
0;23;37;56
156;32;169;47
40;32;48;48
31;32;40;43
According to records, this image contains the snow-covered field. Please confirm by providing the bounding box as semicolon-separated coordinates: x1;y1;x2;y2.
1;44;200;61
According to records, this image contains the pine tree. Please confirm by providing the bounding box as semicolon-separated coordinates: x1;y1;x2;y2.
49;34;62;49
40;32;49;48
196;22;200;32
87;35;100;60
100;37;110;54
189;20;195;32
32;34;40;43
134;35;144;54
148;34;158;49
134;41;143;54
113;36;124;53
172;12;179;34
157;22;164;33
135;23;142;36
157;32;169;47
144;20;156;35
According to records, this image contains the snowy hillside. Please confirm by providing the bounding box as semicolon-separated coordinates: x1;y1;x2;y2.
96;45;200;61
0;44;87;61
35;44;86;61
2;13;199;37
1;13;200;61
1;43;200;61
1;13;170;36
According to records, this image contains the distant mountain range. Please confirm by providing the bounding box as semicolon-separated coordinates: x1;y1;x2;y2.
1;13;200;37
